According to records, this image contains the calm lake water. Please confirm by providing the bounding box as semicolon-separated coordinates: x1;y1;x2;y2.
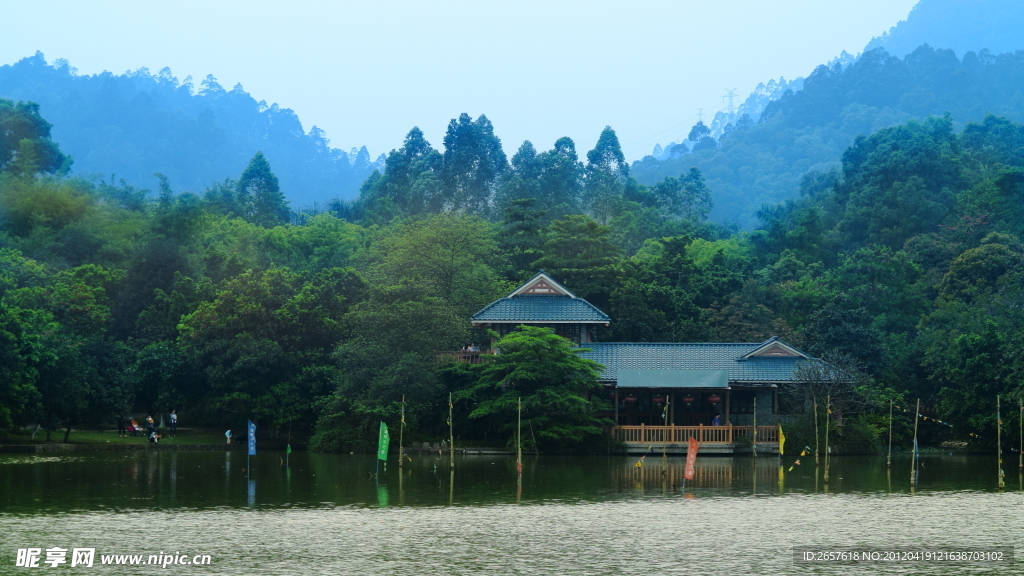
1;451;1021;575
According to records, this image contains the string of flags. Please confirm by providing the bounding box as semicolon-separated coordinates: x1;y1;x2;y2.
893;404;984;439
634;446;653;468
787;446;813;472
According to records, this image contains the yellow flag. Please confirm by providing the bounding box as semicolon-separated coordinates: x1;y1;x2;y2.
778;426;786;456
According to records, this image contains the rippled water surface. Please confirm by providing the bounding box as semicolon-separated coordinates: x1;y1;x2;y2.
1;451;1022;574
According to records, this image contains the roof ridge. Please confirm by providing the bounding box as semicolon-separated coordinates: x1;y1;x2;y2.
587;341;759;346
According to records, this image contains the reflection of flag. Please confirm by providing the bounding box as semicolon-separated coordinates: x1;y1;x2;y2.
377;422;390;461
779;426;786;456
684;437;699;480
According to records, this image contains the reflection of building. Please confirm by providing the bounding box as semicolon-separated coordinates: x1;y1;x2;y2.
472;272;812;454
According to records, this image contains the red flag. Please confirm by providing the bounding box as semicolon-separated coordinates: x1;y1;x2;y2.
684;437;699;480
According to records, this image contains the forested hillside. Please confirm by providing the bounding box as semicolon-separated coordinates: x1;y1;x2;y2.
3;94;1023;452
0;53;382;207
865;0;1024;59
632;45;1024;227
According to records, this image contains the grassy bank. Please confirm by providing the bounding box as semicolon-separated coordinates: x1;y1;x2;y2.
3;428;231;446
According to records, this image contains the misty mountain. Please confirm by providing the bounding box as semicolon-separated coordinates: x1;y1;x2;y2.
0;53;383;207
632;45;1024;227
865;0;1024;59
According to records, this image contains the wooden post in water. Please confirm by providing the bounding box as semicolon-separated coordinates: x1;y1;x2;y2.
910;398;920;486
662;396;669;474
823;395;831;484
449;392;455;470
887;399;893;469
517;397;523;482
399;395;405;468
752;394;757;458
997;395;1004;489
813;399;820;466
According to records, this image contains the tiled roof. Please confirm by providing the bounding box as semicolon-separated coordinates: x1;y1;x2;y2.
577;341;810;383
471;295;611;323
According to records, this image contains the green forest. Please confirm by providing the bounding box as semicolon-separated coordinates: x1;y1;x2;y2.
0;53;382;207
2;87;1024;453
633;45;1024;227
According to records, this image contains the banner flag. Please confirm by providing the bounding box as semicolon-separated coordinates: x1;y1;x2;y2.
247;420;256;456
779;426;786;456
377;422;390;461
684;437;699;480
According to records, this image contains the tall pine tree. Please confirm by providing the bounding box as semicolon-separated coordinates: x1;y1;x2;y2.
237;152;289;227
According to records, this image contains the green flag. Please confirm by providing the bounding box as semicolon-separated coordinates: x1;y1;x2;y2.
377;422;390;461
286;444;292;454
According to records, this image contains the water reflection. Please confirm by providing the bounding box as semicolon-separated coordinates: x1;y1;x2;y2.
0;452;1019;513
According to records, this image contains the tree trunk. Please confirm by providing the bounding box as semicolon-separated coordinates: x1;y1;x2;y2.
45;413;52;442
64;419;72;443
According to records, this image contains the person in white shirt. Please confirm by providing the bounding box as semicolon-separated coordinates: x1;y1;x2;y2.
169;410;178;437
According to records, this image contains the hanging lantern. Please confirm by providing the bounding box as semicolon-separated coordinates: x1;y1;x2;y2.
652;395;665;404
708;394;722;404
682;394;696;405
624;395;638;404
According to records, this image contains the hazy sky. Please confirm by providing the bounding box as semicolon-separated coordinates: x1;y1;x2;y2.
1;0;918;161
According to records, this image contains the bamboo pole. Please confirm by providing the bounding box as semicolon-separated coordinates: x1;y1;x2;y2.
449;392;454;470
399;395;405;468
823;395;831;484
997;395;1004;489
752;394;757;458
887;399;892;469
517;397;523;482
813;399;820;466
910;398;920;486
662;396;669;474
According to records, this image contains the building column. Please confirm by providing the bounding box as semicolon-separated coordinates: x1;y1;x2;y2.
724;390;731;425
614;387;619;426
773;386;778;425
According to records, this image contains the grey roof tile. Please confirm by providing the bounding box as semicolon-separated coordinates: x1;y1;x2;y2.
577;342;808;383
471;295;611;323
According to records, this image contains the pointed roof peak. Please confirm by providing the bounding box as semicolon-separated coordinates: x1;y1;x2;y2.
509;271;577;298
740;337;810;360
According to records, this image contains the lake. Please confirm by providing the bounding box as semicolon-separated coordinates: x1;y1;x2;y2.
1;451;1021;574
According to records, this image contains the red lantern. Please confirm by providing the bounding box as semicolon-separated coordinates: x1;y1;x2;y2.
624;395;638;403
681;394;696;405
652;396;665;404
708;394;722;404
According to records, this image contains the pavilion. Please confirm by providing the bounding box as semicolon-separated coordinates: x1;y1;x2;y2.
471;272;811;454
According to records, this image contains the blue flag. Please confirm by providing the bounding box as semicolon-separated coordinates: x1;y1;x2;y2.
248;420;257;456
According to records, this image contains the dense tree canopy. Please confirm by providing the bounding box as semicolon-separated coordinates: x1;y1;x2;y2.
3;72;1024;454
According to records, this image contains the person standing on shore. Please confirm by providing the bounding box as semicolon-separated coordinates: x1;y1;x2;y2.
225;429;232;445
117;416;126;438
169;410;178;438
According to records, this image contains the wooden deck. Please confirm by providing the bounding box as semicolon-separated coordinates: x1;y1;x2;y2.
611;425;781;454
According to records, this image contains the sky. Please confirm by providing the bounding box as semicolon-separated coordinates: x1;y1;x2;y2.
1;0;919;162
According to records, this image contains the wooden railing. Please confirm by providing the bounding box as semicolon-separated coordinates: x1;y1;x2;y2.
439;350;495;364
611;425;780;444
